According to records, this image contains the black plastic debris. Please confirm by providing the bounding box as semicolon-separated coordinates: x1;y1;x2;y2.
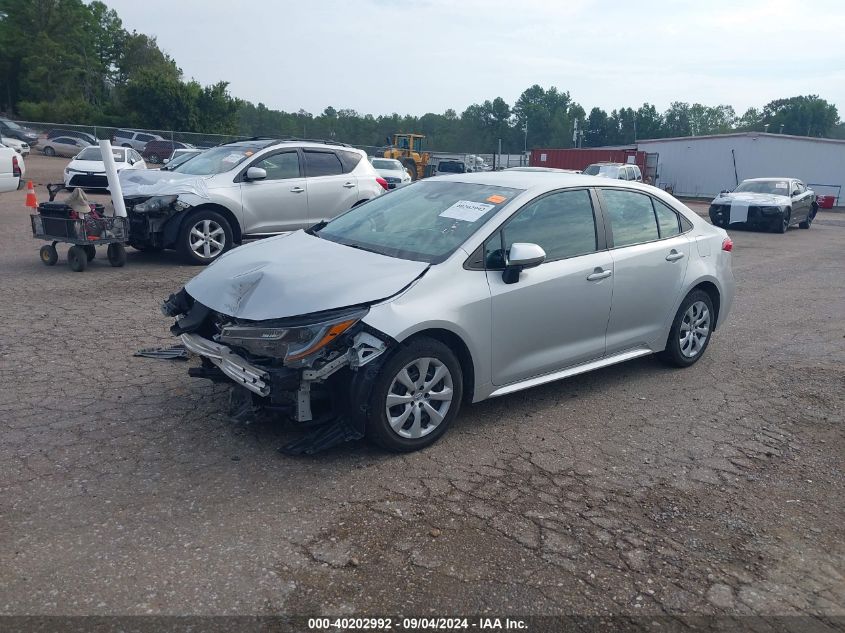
133;345;189;360
279;417;365;456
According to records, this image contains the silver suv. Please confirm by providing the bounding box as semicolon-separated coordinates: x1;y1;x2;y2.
112;129;164;151
163;171;735;452
584;162;642;182
120;139;385;264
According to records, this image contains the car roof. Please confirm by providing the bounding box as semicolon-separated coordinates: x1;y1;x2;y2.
742;177;796;182
431;170;659;194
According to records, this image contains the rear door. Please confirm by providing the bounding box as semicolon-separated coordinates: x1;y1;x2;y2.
0;148;16;192
303;149;359;223
598;188;691;354
239;149;308;235
486;188;613;385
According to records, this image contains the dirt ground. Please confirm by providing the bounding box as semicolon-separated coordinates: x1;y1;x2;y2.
1;155;843;627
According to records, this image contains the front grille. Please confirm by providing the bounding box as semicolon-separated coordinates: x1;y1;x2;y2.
68;174;108;188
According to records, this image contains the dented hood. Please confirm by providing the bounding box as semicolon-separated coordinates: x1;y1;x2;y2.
184;231;429;320
712;192;790;207
119;169;211;199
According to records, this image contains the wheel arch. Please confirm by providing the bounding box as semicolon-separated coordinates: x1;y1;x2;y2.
400;328;476;404
690;280;721;329
171;203;243;245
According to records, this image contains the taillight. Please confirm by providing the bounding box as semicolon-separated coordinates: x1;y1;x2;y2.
12;156;20;178
376;177;388;191
721;237;733;252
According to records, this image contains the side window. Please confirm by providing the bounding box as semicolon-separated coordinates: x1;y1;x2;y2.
304;150;343;177
55;137;73;144
137;133;154;142
633;166;642;180
115;130;129;139
337;150;362;173
253;151;300;180
602;189;660;247
617;168;627;180
486;190;597;266
132;150;143;162
653;198;681;237
625;166;636;180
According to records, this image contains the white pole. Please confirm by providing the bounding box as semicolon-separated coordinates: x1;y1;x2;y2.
99;139;127;218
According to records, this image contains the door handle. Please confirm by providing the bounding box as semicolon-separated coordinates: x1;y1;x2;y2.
665;250;685;262
342;181;356;188
586;269;612;281
290;186;305;193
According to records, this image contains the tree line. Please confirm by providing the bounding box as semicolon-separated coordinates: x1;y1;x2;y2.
2;0;842;154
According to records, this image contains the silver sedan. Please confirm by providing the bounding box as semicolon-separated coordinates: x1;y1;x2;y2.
164;172;735;452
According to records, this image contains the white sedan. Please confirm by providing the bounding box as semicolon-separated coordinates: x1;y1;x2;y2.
64;146;147;190
369;157;412;189
1;136;30;157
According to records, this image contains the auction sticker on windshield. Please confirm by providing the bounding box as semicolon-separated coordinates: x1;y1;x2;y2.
440;200;496;222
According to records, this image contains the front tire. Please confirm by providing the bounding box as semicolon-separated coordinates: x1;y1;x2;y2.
776;209;791;233
43;146;56;157
366;337;463;452
659;290;715;368
178;210;233;265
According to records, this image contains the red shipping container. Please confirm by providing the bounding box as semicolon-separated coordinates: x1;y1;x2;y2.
530;148;647;175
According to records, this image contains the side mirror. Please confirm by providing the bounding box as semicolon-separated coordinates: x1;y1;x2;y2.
245;166;267;181
502;243;546;284
720;189;731;195
163;158;170;164
792;190;800;197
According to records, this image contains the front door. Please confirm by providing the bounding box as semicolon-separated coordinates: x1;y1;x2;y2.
486;189;613;386
239;150;309;235
598;188;691;354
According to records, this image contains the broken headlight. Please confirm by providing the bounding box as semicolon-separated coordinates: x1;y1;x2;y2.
134;195;188;213
217;309;368;362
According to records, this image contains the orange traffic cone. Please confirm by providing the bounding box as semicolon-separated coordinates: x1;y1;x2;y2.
25;180;38;209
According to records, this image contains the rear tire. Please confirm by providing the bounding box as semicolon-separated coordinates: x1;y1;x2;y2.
365;337;463;452
178;209;233;265
67;245;88;272
659;290;715;368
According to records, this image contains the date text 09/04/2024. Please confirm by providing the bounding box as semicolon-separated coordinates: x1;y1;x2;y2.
307;617;528;630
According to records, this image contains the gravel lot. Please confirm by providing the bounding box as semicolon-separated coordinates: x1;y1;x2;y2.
1;155;843;624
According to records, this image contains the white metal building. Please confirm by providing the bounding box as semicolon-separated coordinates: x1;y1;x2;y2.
636;132;845;202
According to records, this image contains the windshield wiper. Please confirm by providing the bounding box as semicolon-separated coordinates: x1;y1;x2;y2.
305;220;327;236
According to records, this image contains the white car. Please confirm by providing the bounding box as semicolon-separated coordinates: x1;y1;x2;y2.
64;146;147;190
1;136;30;157
369;157;412;188
0;145;24;192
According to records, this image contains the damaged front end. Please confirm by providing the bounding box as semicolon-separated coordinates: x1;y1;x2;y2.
126;195;193;250
161;289;392;451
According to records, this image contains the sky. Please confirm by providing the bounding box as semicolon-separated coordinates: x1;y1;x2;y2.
105;0;845;118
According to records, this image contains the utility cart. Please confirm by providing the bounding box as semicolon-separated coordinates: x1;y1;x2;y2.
31;200;129;272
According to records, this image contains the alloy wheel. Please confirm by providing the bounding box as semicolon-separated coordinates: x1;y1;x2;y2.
385;357;454;439
679;301;710;358
188;219;225;260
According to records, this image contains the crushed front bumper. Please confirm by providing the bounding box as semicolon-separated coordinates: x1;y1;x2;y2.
181;333;270;396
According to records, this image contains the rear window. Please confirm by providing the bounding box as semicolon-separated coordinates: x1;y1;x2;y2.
584;164;620;178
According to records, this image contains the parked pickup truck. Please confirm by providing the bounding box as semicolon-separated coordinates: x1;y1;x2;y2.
0;145;24;192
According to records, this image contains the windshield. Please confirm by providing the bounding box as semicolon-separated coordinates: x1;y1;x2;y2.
76;147;125;162
318;181;522;264
583;164;619;177
733;180;790;195
371;159;403;170
171;144;260;175
164;152;199;170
